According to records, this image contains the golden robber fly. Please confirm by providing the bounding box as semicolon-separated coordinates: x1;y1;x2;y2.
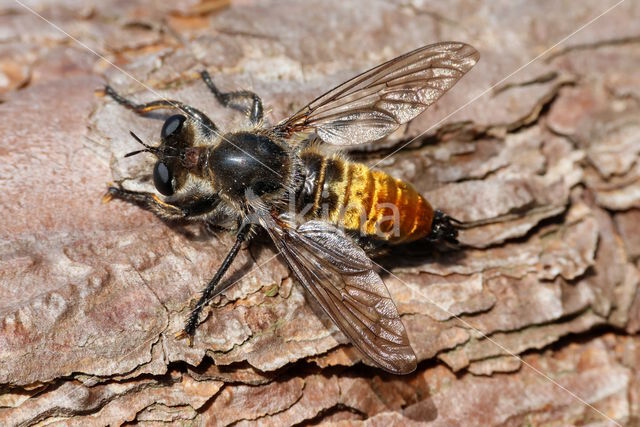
103;42;479;374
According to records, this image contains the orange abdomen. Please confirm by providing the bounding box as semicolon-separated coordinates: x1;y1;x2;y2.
299;151;434;244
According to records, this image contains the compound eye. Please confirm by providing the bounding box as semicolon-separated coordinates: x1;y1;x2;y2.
161;114;186;140
153;161;174;196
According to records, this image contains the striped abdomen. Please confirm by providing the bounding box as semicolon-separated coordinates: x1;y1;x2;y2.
297;150;434;244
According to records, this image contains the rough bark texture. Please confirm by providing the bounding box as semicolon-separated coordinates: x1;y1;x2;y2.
1;0;639;425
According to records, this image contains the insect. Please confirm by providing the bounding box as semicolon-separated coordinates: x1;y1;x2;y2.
103;42;479;374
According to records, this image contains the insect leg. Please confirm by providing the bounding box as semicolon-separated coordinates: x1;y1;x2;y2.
105;86;218;135
200;70;264;125
106;86;187;114
178;222;252;343
103;186;183;219
103;186;220;220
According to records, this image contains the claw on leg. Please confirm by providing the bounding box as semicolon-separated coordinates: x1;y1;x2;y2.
102;184;117;203
101;191;114;204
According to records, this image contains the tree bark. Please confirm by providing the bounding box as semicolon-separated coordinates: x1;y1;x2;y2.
1;1;639;425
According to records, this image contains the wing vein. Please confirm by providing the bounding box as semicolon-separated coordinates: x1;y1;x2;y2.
275;42;478;146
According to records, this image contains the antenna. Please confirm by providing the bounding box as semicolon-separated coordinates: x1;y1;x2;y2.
124;131;159;158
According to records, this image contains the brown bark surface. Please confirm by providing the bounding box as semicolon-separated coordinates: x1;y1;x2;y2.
1;1;639;425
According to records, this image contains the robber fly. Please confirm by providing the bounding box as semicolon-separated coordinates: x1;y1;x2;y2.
102;42;479;374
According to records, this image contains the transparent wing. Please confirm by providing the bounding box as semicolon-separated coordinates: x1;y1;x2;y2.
261;215;417;374
275;42;479;146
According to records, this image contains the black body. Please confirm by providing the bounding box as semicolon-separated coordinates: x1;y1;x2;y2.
209;132;289;199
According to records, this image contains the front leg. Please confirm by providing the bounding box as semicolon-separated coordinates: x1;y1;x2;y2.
200;70;264;125
102;185;220;220
105;86;219;136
